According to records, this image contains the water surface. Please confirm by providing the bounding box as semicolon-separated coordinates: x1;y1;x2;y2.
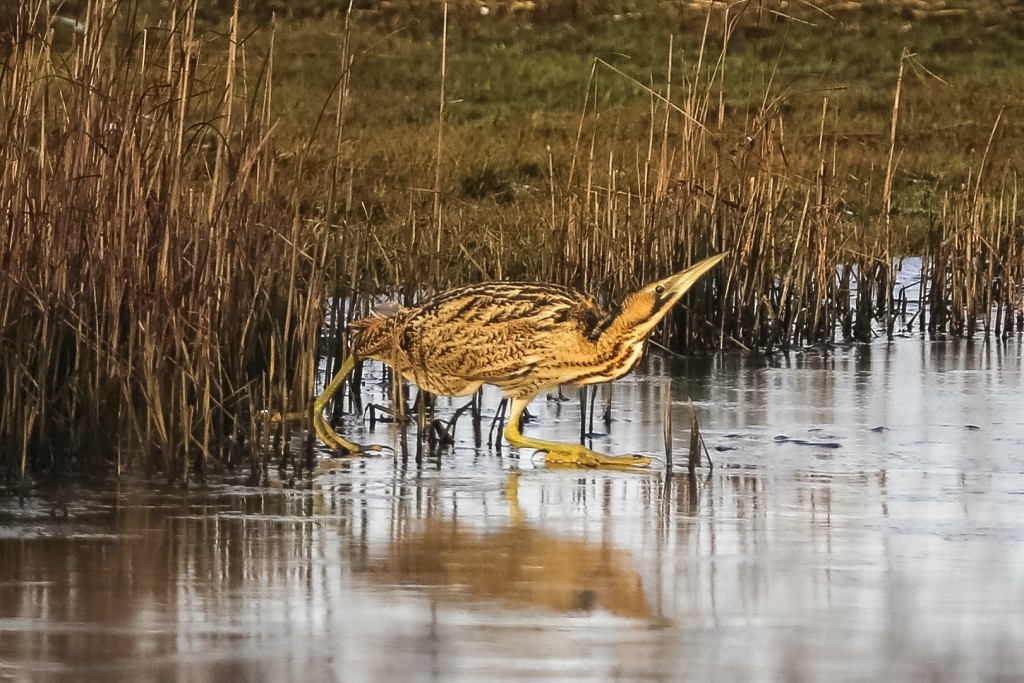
2;338;1023;681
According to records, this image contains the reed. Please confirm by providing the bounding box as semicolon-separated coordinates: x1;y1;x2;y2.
0;1;328;485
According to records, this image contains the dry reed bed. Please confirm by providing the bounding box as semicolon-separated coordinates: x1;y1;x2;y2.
1;1;1021;485
1;1;329;484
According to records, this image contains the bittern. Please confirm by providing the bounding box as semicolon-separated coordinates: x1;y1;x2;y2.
313;252;726;468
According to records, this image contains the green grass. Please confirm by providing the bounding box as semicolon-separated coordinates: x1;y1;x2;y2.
184;2;1019;251
13;0;1024;257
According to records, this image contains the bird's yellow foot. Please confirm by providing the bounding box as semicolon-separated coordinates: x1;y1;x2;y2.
503;398;652;470
313;412;391;455
542;445;652;470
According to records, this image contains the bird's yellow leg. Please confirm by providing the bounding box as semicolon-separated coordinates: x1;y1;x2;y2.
262;354;356;428
262;354;385;455
503;397;651;469
311;354;364;455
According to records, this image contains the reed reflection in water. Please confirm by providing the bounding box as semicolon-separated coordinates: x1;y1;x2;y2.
2;338;1023;681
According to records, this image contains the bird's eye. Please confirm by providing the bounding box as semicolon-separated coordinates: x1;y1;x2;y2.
655;285;665;295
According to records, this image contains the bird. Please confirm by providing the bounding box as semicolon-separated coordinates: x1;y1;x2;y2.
312;252;727;468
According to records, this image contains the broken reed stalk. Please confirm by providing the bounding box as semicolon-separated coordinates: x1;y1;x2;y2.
578;387;588;446
687;401;701;476
661;382;672;471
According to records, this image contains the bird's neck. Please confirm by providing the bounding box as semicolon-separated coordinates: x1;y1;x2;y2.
571;313;653;384
601;300;661;351
595;309;656;361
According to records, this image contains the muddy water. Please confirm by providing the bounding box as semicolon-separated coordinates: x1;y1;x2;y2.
2;338;1023;681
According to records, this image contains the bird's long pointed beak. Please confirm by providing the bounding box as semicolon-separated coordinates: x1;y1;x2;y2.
656;252;729;302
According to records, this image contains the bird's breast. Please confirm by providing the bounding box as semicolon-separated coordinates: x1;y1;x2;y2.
555;338;646;387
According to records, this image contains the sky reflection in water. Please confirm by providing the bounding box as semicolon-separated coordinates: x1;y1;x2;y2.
2;338;1023;681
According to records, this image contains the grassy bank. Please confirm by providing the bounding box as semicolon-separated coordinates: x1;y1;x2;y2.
256;0;1024;246
1;0;1021;484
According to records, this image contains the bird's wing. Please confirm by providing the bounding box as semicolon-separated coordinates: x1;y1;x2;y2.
397;282;609;386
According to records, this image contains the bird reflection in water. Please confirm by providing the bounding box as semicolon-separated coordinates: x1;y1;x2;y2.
366;474;649;618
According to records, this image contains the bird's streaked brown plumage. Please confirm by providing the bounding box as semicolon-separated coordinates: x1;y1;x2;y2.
314;253;727;468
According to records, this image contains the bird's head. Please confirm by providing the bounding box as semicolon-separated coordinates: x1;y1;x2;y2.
613;252;728;340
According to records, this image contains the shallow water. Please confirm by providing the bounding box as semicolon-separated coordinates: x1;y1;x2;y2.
2;338;1023;681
